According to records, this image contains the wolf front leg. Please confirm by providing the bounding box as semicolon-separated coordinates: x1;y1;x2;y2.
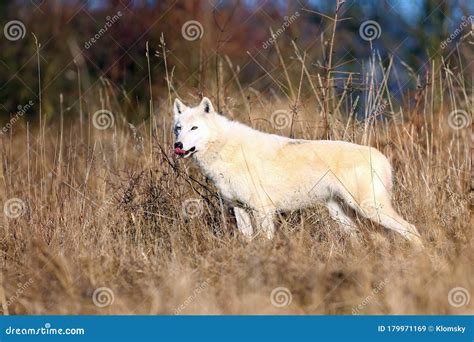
234;207;254;238
255;210;276;239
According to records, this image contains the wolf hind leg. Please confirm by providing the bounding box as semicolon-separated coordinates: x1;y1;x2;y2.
370;203;423;247
338;188;423;247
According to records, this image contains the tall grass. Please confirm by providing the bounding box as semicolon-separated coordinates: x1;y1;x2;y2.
0;9;472;315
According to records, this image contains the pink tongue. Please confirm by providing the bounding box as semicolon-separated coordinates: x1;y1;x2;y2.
175;147;186;155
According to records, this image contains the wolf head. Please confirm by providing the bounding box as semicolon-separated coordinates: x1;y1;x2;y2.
173;97;217;158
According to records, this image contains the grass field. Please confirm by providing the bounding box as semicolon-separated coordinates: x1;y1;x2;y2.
0;3;472;315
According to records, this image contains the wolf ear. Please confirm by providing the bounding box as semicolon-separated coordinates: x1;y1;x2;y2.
200;97;214;114
173;98;187;117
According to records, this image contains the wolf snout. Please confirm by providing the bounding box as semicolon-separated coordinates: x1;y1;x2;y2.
174;142;196;156
174;142;186;155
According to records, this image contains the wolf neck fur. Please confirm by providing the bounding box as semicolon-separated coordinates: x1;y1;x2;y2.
193;113;290;183
193;114;255;179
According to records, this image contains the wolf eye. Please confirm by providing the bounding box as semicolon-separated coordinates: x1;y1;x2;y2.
191;126;198;131
174;126;181;135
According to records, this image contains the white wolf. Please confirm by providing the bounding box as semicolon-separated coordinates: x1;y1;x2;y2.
173;97;423;247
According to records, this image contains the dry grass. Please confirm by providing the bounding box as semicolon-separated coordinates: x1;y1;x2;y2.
0;31;472;315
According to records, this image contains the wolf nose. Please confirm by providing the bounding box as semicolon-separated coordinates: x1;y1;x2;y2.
174;142;183;149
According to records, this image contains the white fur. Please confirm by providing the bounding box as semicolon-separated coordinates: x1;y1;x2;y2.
173;97;423;246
